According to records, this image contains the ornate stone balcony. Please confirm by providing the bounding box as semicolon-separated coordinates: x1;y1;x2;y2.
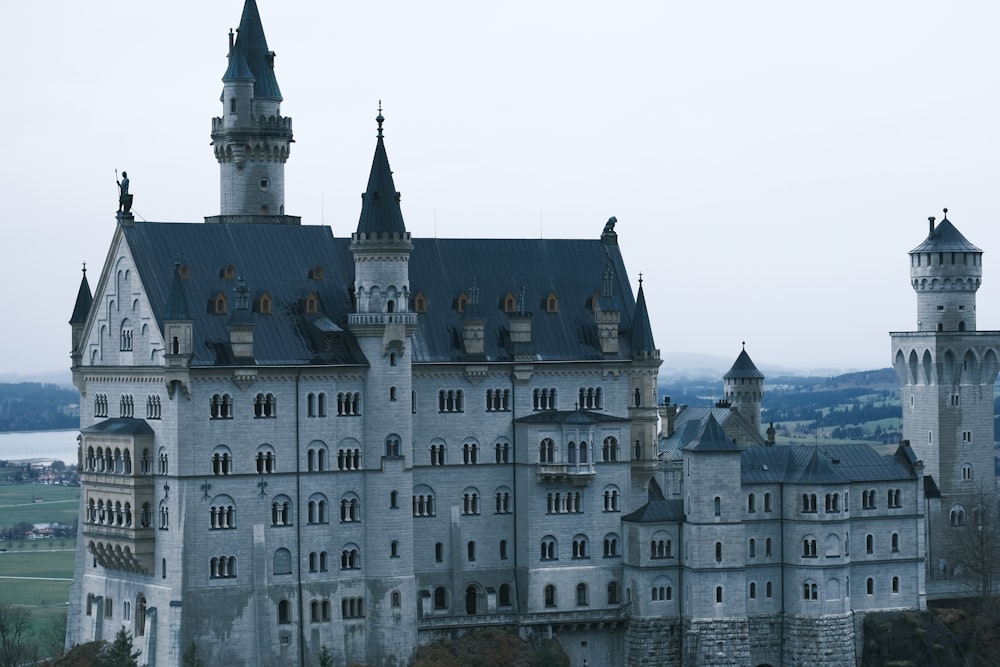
536;463;596;486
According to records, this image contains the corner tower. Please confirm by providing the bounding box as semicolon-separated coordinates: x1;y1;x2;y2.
211;0;294;222
628;278;662;494
891;210;1000;571
724;344;764;431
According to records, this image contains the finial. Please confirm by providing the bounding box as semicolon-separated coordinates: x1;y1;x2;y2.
942;207;948;220
742;341;746;350
376;100;384;139
81;261;87;276
638;272;643;286
174;254;181;271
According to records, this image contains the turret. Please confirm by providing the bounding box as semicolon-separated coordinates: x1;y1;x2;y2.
723;344;764;430
162;261;194;398
908;208;982;332
69;264;93;369
210;0;295;223
629;278;662;484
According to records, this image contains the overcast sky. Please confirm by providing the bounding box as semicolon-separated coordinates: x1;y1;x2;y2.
3;1;999;377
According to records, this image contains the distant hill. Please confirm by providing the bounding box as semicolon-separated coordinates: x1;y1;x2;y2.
0;383;79;432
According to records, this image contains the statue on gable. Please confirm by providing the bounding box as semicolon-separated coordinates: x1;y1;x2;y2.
117;170;133;213
603;216;617;234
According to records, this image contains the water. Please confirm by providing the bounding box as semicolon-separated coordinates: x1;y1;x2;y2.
0;430;78;464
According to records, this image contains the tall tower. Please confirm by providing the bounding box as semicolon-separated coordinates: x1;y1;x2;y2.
724;344;764;431
211;0;294;221
347;108;418;663
891;210;999;569
629;279;662;497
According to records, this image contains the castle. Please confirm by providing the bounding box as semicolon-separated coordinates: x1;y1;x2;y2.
65;2;994;665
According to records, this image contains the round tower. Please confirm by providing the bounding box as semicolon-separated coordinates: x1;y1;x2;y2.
211;1;293;219
724;344;764;430
909;209;983;332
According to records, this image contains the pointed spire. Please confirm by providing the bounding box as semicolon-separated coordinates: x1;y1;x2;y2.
630;279;656;354
725;344;764;379
164;261;191;321
356;105;407;236
684;413;740;452
69;263;93;325
228;0;282;100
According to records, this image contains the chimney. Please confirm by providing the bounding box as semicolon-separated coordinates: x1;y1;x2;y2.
928;216;936;237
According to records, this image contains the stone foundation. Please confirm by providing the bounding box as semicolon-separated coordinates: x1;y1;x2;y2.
783;613;857;667
624;616;681;666
683;618;750;666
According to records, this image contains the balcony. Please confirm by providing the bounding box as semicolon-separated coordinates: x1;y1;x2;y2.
536;463;595;486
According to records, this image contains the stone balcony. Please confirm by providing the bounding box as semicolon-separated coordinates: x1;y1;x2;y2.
536;463;596;486
417;605;630;631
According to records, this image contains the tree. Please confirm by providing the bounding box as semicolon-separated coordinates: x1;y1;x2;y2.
100;628;141;667
318;645;335;667
39;613;67;662
0;603;37;667
948;483;1000;607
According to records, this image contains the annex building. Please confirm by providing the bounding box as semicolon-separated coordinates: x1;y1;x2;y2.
65;2;991;665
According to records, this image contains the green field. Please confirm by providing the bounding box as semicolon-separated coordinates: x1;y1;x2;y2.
0;485;78;653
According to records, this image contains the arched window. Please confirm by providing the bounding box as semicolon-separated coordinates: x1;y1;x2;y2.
602;437;619;462
539;438;555;463
434;587;447;610
278;599;291;624
544;584;556;608
273;548;292;575
572;535;589;559
576;583;588;606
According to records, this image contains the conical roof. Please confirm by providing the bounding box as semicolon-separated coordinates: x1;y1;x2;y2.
223;45;254;82
725;347;764;380
356;111;407;236
910;215;981;254
69;266;93;325
630;283;656;354
227;0;282;100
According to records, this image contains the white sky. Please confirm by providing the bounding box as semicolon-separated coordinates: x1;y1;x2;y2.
3;1;999;376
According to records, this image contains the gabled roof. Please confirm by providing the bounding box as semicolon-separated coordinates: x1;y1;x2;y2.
659;406;764;459
910;216;981;254
740;443;918;485
114;221;642;367
355;113;407;236
515;409;630;425
630;283;656;355
683;413;740;452
724;347;764;380
622;498;684;523
82;418;155;436
228;0;282;101
70;267;93;325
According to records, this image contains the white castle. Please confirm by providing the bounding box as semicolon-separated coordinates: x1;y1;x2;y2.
65;2;996;665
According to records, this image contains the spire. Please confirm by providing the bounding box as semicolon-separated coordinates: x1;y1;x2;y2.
222;44;254;82
724;344;764;380
164;261;191;321
684;413;740;452
228;0;282;100
69;263;93;325
356;105;407;236
630;279;656;355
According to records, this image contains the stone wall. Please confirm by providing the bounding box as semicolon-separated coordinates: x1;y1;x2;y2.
747;615;782;667
683;618;750;666
783;613;857;667
624;615;680;666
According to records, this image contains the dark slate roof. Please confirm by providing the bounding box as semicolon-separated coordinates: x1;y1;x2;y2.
740;443;918;485
228;0;282;101
623;498;684;523
120;222;640;367
223;46;254;82
630;284;656;354
515;409;630;425
683;413;740;452
910;217;982;254
163;264;191;321
70;268;93;325
355;121;407;236
82;418;154;436
924;474;941;499
724;347;764;380
659;406;755;459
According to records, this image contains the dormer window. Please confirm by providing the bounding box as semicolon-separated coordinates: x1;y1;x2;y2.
213;293;228;315
309;266;324;280
305;293;318;314
413;292;427;313
456;292;469;314
590;291;601;311
503;292;516;313
222;265;236;280
258;293;273;315
545;292;559;313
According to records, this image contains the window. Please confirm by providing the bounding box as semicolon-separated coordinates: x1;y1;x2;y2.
391;591;401;608
145;395;161;419
270;496;292;526
541;537;557;561
766;582;773;598
962;430;972;443
210;555;238;579
604;486;621;512
825;493;840;513
539;438;555;463
748;494;756;513
764;493;772;512
430;442;446;465
495;488;512;514
602;437;619;462
210;393;233;419
749;539;756;558
715;542;723;562
209;496;236;529
607;581;620;604
546;491;582;514
337;392;361;416
339;494;360;522
213;292;227;314
413;487;435;517
715;587;723;604
766;538;773;558
307;495;328;524
390;490;399;509
500;540;508;560
94;393;108;418
802;493;817;513
385;435;401;457
749;582;757;599
273;549;291;575
651;536;672;559
499;584;512;607
462;489;480;515
463;442;479;464
337;447;362;470
714;497;721;517
342;597;365;619
891;533;899;553
119;394;134;418
389;386;397;401
434;587;447;611
120;320;133;351
438;389;465;413
888;488;902;507
576;583;588;606
603;534;620;557
136;595;146;636
253;393;277;418
892;576;899;594
803;580;818;600
866;578;874;595
307;443;328;472
256;447;277;473
486;389;511;412
866;534;873;555
532;387;557;411
950;504;966;526
341;545;361;570
467;541;476;562
495;441;510;463
863;489;877;510
211;447;233;475
962;464;974;481
544;584;556;608
578;387;603;410
572;535;589;559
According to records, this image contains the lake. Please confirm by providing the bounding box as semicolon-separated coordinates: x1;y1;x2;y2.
0;430;78;463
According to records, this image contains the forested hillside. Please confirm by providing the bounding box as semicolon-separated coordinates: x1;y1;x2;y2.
0;383;79;432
